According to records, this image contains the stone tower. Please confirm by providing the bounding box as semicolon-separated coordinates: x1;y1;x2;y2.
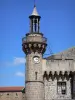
22;5;47;100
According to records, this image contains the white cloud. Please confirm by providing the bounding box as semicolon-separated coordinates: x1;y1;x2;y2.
15;72;25;77
13;57;26;66
0;57;26;67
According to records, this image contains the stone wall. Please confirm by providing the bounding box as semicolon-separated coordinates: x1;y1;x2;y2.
46;60;74;72
0;92;25;100
26;52;43;81
25;82;44;100
25;52;44;100
44;78;57;100
43;58;73;100
44;78;71;100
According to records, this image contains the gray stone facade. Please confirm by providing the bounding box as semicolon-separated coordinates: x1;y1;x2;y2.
25;52;44;100
43;47;75;100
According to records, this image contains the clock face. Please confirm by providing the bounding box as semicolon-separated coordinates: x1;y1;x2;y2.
33;56;40;63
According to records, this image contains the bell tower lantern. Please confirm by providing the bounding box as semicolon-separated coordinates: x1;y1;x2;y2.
22;5;47;100
29;5;41;33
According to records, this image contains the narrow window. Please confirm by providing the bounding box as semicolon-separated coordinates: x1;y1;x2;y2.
35;72;38;80
57;82;66;95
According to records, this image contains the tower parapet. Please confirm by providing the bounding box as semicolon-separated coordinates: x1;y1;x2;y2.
22;33;47;55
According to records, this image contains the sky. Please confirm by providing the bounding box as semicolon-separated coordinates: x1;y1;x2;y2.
0;0;75;86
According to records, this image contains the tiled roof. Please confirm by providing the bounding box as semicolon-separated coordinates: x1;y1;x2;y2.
0;87;24;92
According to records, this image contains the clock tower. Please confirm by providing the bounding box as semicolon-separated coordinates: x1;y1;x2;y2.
22;5;47;100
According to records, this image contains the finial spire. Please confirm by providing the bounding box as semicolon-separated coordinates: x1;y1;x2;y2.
30;0;40;16
31;5;39;16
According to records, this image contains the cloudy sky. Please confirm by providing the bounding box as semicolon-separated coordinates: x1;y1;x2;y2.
0;0;75;86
